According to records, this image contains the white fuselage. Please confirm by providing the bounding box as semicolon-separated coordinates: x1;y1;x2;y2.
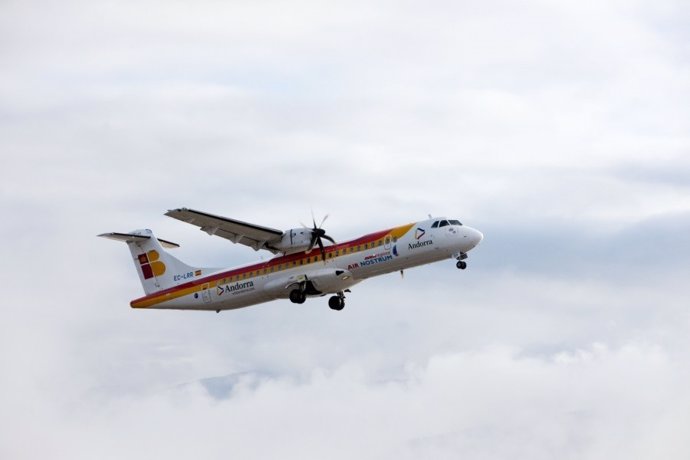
130;218;483;311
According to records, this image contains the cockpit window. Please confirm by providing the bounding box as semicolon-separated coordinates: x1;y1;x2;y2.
439;220;449;227
449;219;462;226
431;221;439;228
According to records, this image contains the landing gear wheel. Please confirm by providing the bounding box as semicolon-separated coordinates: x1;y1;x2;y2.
289;289;306;304
328;295;345;311
456;261;467;270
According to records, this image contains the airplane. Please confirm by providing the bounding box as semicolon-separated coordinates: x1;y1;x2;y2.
99;208;483;312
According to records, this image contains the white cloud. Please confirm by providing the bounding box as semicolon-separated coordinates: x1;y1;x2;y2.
3;344;689;459
2;0;690;458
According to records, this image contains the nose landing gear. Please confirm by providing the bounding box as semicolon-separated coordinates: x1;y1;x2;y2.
454;252;468;270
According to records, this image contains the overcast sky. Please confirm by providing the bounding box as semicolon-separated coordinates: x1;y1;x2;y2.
2;0;690;458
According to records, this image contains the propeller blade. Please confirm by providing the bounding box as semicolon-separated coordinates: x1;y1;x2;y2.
307;232;318;252
322;234;336;244
317;237;326;261
319;214;329;229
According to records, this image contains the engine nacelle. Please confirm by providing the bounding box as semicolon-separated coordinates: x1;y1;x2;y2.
307;268;355;293
270;228;313;254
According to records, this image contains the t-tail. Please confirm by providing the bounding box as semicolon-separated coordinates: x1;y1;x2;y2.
99;229;212;295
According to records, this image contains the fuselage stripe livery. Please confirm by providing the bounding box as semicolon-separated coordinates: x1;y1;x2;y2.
130;223;415;308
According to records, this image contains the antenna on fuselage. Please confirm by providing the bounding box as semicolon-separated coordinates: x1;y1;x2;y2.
428;214;432;219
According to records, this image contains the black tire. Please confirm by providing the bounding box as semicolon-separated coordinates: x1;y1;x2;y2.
456;261;467;270
329;296;344;311
290;289;306;304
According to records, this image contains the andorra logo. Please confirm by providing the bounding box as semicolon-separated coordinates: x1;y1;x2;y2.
138;250;166;280
415;227;426;240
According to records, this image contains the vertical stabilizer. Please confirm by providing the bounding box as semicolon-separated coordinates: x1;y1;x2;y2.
99;229;211;295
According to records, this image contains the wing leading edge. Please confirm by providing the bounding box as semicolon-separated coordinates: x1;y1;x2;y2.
165;208;284;253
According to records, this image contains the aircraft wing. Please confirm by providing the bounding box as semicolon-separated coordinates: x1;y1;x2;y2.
165;208;284;253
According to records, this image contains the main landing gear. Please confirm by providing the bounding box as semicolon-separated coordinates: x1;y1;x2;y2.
289;288;306;304
289;285;347;311
328;291;346;311
455;252;468;270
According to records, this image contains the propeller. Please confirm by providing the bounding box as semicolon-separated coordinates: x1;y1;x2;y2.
304;212;336;261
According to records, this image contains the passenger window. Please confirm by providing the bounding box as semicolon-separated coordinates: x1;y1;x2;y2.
431;221;439;228
440;220;449;227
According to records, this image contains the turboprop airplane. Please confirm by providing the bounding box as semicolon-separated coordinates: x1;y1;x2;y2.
100;208;483;312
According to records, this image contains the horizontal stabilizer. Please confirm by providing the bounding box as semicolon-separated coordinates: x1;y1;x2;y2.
98;232;180;249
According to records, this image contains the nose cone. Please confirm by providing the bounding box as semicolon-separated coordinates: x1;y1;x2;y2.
466;227;483;249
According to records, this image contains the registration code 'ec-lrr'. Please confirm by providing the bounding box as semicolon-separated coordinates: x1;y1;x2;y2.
174;272;194;281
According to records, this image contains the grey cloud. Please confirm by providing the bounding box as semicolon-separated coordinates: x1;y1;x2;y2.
5;344;689;460
2;0;690;458
613;162;690;188
475;210;690;279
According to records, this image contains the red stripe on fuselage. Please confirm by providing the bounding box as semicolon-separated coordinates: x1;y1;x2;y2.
130;228;393;305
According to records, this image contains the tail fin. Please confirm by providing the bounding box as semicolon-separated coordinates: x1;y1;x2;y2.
99;229;211;295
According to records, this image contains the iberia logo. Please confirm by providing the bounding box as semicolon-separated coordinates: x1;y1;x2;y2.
138;250;166;280
415;228;426;240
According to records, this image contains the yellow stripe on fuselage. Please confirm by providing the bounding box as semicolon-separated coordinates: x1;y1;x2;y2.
130;222;416;308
